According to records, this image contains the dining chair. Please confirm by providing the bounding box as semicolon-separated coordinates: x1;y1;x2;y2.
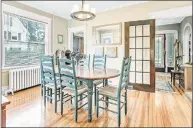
40;55;60;113
93;54;107;106
58;58;88;122
79;54;90;67
78;54;90;92
96;56;131;127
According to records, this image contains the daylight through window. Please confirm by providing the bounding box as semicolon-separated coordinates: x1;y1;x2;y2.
3;12;47;68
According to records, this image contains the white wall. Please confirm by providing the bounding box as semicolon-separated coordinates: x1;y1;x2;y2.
68;1;192;70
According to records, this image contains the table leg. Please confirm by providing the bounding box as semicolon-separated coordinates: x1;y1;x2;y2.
87;80;93;122
1;106;6;127
173;74;175;86
104;79;109;108
171;72;172;83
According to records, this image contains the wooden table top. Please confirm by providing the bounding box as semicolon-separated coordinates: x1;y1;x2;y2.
55;66;120;80
1;96;10;107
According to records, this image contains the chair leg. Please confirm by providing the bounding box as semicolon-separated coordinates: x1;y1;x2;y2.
41;84;43;96
44;86;46;107
58;89;60;100
71;96;73;104
125;90;127;115
50;89;52;103
117;98;121;127
96;90;99;118
60;91;64;115
94;85;97;106
74;95;78;122
80;94;83;101
105;96;109;108
54;89;57;113
46;88;49;101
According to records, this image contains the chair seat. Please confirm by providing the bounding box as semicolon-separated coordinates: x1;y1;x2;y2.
45;83;61;89
99;85;126;99
99;86;118;98
93;80;103;86
62;84;88;96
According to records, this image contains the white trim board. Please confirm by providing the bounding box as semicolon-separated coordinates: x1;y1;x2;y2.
67;25;87;53
183;22;192;64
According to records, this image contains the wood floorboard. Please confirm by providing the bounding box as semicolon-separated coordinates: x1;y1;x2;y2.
5;73;192;127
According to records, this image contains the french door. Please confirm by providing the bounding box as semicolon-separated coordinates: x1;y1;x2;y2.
125;19;155;92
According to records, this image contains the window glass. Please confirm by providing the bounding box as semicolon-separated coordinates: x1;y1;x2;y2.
166;33;174;67
3;12;47;67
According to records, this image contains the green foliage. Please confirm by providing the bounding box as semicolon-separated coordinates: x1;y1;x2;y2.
19;18;45;42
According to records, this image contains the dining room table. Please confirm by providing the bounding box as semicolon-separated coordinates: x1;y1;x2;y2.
55;66;120;122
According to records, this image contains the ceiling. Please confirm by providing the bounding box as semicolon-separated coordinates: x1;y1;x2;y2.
150;5;192;26
149;5;192;19
18;1;147;19
156;17;185;26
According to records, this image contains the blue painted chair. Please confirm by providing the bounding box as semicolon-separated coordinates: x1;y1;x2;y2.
93;54;107;106
78;54;90;87
79;54;90;67
58;58;88;122
40;55;60;113
96;56;131;127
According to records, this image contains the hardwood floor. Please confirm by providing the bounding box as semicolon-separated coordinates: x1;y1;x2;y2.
6;75;192;127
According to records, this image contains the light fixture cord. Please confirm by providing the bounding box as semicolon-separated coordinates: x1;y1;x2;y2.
82;0;85;10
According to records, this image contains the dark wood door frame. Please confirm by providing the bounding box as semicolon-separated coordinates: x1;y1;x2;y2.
125;19;155;92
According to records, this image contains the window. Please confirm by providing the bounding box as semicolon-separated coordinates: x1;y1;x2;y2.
4;31;7;40
155;35;164;68
4;14;8;25
18;33;21;41
166;33;175;67
8;31;11;40
3;12;47;68
10;17;12;26
11;32;17;40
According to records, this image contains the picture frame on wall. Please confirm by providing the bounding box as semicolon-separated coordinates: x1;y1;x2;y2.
95;47;104;56
58;35;63;44
105;47;117;58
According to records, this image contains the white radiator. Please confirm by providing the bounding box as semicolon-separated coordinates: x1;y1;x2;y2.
9;66;41;92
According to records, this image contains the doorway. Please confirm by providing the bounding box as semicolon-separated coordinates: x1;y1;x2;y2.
73;31;84;54
125;19;155;92
68;25;87;54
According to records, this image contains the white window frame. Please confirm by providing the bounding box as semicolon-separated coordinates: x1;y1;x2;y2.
2;3;52;70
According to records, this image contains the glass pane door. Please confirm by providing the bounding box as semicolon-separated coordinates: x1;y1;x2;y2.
129;25;151;85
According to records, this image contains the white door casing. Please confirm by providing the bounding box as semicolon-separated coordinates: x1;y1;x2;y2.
183;22;192;64
67;25;87;53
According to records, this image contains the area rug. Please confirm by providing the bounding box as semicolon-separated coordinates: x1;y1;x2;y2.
156;80;175;92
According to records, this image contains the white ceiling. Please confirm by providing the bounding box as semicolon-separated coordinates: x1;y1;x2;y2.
18;1;147;19
156;17;185;26
150;5;192;26
149;5;192;19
